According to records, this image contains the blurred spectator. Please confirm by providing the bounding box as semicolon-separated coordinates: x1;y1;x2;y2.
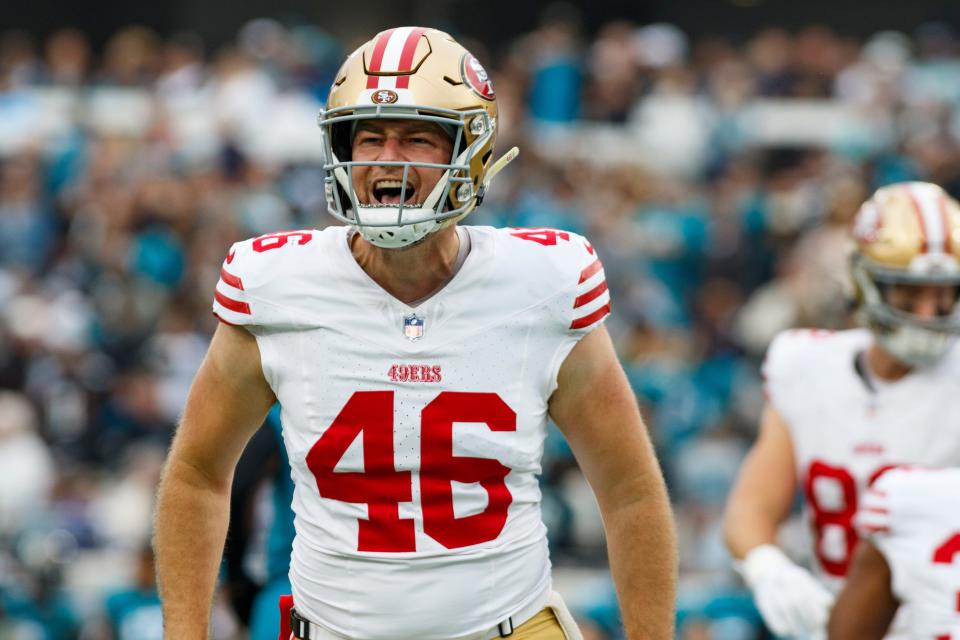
517;3;583;127
0;392;54;536
102;545;162;639
41;29;91;87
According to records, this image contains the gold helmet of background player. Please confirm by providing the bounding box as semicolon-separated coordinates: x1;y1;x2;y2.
850;181;960;365
317;27;516;249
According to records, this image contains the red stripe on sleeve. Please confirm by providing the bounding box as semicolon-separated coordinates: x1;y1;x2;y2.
366;29;395;89
570;302;611;330
215;290;251;315
573;280;608;309
905;186;929;253
220;267;244;290
578;259;603;284
940;196;954;254
858;525;890;534
395;28;426;89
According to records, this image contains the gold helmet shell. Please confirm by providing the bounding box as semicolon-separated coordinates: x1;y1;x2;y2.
318;27;504;248
850;181;960;365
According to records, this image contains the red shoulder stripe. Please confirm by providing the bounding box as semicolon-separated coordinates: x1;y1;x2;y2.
858;524;889;534
215;290;251;315
570;302;611;330
578;259;603;284
220;267;244;291
573;280;608;309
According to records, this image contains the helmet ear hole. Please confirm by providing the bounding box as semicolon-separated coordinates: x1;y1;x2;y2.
331;122;353;162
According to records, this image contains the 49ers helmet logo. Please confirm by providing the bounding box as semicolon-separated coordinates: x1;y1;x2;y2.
461;53;495;101
371;89;399;104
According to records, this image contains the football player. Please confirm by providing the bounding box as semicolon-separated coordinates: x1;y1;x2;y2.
154;27;676;639
828;467;960;639
723;181;960;637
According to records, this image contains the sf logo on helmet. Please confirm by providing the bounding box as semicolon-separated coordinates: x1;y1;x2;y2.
461;54;495;101
372;89;399;104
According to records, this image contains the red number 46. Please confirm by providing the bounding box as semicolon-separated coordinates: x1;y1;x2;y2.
306;391;516;552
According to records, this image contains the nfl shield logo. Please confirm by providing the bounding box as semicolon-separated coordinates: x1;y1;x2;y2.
403;314;424;341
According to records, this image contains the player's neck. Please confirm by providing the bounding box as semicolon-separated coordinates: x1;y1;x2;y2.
351;226;462;305
864;343;913;382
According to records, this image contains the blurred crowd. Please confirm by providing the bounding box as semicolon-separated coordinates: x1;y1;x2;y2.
3;6;960;638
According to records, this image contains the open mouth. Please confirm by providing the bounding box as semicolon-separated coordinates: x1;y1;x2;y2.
372;179;418;206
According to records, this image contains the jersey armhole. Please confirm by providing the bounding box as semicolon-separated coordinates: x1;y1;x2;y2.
248;325;281;396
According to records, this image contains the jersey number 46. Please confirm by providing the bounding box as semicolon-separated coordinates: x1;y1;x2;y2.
306;391;515;553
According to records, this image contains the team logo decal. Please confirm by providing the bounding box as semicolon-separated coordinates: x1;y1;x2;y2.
852;202;882;244
372;89;399;104
403;314;424;341
460;53;495;101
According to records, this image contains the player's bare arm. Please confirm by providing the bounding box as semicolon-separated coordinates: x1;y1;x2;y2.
549;325;677;640
827;540;898;640
154;323;276;637
723;402;837;636
722;404;797;558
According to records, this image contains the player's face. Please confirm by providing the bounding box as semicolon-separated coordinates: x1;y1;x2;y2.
350;120;454;207
884;283;959;319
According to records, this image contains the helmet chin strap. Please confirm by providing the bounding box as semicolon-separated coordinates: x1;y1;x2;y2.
331;144;520;249
876;323;957;368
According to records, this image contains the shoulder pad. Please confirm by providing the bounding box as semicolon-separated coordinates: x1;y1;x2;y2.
212;230;318;327
502;228;611;335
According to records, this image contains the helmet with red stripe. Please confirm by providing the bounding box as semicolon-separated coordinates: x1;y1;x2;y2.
317;27;513;249
851;181;960;365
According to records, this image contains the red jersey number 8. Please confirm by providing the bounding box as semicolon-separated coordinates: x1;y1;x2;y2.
805;460;901;577
805;460;859;576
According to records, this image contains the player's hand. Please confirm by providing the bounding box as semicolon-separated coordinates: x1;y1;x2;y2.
739;544;835;637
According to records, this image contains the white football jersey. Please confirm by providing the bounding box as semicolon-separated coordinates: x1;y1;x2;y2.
856;467;960;639
212;226;610;639
763;329;960;591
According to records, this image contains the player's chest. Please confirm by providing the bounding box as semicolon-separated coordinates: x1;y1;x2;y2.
269;316;553;461
292;314;539;392
794;380;960;459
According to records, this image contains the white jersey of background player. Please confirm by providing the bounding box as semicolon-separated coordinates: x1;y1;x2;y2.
154;26;676;640
724;181;960;638
828;467;960;639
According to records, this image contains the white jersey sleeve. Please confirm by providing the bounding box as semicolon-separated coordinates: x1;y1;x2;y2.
555;234;611;336
499;228;611;395
212;230;320;328
856;467;960;639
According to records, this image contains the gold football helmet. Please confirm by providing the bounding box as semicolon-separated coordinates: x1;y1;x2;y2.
317;27;517;248
851;181;960;365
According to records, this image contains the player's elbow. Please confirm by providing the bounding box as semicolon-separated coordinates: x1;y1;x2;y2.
158;449;234;499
